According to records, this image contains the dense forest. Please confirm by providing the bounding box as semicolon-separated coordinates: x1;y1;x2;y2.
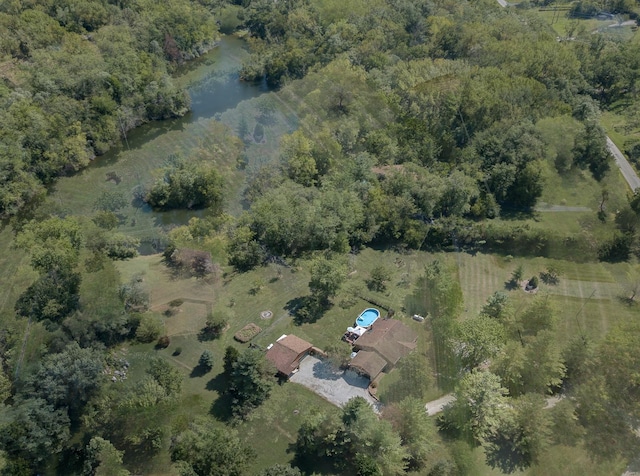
1;0;640;474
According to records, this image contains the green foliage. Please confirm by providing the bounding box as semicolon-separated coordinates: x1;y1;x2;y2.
229;348;276;418
0;398;70;465
198;350;215;371
15;216;83;273
367;265;391;293
256;465;302;476
15;267;81;323
146;160;224;211
135;314;163;343
480;291;511;321
94;190;128;212
83;437;130;476
200;310;230;340
223;346;240;376
324;341;352;369
492;331;565;397
27;342;104;416
309;256;347;304
119;276;149;311
227;225;265;271
385;398;439;470
483;394;552;473
528;275;539;289
294;397;408;475
171;419;254;476
452;315;506;370
439;370;509;444
147;357;182;399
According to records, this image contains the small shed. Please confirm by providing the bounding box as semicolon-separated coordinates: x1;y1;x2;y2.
266;334;314;378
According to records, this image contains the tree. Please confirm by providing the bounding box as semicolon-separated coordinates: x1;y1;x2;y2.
256;465;302;476
223;346;240;376
367;265;391;292
146;161;224;211
228;348;276;417
439;371;509;444
227;225;265;271
171;419;254;476
15;216;84;273
15;267;81;323
198;350;215;371
28;343;104;416
573;119;611;181
0;398;70;465
511;265;524;286
135;314;163;343
484;394;552;473
384;397;438;470
480;292;511;321
493;331;565;396
309;256;346;305
452;315;506;370
200;310;229;340
93;190;128;212
147;357;182;399
83;437;130;476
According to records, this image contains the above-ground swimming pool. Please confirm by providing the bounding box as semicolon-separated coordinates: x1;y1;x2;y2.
356;308;380;328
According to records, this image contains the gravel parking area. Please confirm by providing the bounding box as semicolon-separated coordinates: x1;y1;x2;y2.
290;355;380;411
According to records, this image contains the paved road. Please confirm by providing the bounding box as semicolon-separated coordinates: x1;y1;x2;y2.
607;137;640;191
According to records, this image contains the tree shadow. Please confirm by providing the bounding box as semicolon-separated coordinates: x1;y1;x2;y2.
189;364;210;378
504;279;518;291
311;359;343;381
207;373;233;422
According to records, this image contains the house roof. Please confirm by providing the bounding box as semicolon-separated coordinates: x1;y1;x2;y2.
350;351;388;380
353;319;417;366
266;334;313;376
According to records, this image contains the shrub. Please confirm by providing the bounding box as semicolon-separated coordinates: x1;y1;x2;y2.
199;310;230;340
136;314;163;343
528;275;539;289
157;335;170;348
367;266;391;292
173;347;182;356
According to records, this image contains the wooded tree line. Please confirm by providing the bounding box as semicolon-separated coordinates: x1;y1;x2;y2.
0;0;219;217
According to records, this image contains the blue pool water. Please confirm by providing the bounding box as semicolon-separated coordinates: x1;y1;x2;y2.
356;308;380;328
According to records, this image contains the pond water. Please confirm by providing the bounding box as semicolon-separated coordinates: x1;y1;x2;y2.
45;35;297;248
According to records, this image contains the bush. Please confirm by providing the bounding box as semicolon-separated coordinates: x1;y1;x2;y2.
135;314;163;343
199;310;230;340
173;347;183;356
528;275;539;289
157;335;170;348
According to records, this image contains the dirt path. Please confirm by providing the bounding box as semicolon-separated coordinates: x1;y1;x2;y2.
425;393;562;415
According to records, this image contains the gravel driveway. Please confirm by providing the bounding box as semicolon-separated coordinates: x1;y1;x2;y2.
290;355;380;411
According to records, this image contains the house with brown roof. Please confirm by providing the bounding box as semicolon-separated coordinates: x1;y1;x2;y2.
349;319;417;380
266;334;314;378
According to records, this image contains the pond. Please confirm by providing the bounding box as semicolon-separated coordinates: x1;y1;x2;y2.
44;35;298;247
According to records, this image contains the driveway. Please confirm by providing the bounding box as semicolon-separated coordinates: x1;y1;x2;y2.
290;355;380;411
